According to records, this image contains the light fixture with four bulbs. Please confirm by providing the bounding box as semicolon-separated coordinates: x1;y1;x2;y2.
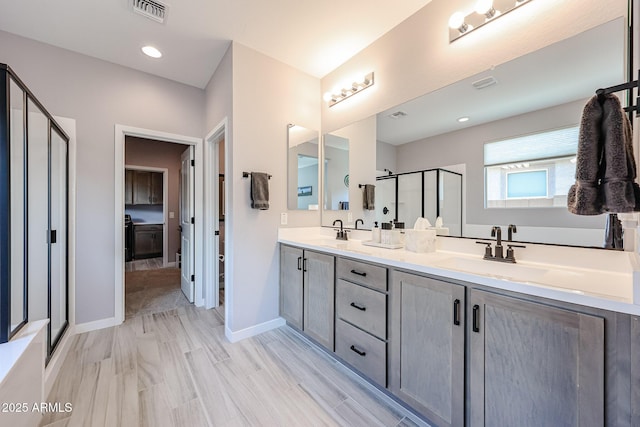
449;0;533;42
323;72;375;107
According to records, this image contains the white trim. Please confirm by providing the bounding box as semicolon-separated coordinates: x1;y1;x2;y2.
44;323;75;398
55;116;77;328
125;164;169;266
224;317;286;343
114;125;203;324
204;117;228;311
74;317;118;334
167;261;176;268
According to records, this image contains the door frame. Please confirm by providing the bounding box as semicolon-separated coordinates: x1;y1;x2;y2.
204;118;228;312
124;165;169;267
114;125;203;324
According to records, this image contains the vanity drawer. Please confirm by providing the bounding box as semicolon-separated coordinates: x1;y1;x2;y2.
337;258;387;291
335;319;386;386
336;279;386;339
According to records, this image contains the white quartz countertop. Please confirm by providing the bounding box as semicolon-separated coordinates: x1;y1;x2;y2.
279;227;640;316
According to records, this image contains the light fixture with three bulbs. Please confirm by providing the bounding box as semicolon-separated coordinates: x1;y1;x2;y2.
449;0;532;42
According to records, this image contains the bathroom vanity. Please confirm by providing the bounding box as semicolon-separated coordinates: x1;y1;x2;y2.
278;227;640;427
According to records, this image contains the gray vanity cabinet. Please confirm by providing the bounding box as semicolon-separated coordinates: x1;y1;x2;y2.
468;289;605;427
280;245;304;330
389;271;465;427
279;245;335;350
303;250;335;350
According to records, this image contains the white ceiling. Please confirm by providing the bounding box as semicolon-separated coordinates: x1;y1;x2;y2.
377;18;626;145
0;0;430;88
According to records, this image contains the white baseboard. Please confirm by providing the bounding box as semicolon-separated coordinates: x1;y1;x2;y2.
166;261;176;268
44;324;76;398
225;317;286;343
74;317;119;334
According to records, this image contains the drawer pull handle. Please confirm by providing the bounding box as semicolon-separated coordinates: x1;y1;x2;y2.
453;299;460;326
350;269;367;277
350;302;366;311
472;304;480;333
350;345;366;357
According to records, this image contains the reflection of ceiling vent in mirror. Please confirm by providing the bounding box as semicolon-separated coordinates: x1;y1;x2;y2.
472;76;498;90
132;0;167;23
388;111;408;119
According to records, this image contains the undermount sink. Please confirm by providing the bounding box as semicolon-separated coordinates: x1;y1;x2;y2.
432;255;632;301
433;256;549;283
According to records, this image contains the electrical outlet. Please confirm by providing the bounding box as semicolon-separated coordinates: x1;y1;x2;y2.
347;212;353;223
280;212;288;225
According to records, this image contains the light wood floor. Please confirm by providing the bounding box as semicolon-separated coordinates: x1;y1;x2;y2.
41;305;429;426
126;257;165;272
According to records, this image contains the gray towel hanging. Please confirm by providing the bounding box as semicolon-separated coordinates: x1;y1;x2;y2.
250;172;270;210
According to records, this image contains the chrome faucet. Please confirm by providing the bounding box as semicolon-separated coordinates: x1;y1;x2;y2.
355;219;364;229
476;225;525;263
333;219;348;240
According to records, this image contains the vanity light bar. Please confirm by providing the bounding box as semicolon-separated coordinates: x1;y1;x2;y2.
449;0;533;43
325;72;375;107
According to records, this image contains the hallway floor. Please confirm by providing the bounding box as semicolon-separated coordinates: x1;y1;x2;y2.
41;306;426;427
125;267;190;319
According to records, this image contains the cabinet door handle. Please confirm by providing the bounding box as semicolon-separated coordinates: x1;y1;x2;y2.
350;269;367;277
453;299;460;326
350;302;366;311
472;304;480;333
297;256;302;271
350;345;366;357
303;258;307;272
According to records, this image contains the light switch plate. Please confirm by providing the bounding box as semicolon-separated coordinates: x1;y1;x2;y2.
169;211;175;219
280;212;288;225
347;212;353;223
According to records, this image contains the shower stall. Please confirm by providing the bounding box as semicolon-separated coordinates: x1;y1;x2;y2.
376;168;463;236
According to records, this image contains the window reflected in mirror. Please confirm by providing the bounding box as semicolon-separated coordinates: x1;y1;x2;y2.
287;125;319;210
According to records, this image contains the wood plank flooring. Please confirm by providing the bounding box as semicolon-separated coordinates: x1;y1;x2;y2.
41;304;430;426
126;257;164;272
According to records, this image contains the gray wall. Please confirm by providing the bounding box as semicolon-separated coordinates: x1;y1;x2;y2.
396;99;605;230
376;140;397;173
0;30;205;324
205;42;320;333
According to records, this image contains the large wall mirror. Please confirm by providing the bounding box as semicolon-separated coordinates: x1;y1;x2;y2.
321;15;630;248
287;124;319;210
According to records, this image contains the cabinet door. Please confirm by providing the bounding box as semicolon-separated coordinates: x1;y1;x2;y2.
389;271;465;427
469;289;604;427
632;316;640;426
150;172;163;204
125;169;134;205
280;245;303;330
134;229;155;258
152;230;163;254
303;250;335;350
134;171;152;204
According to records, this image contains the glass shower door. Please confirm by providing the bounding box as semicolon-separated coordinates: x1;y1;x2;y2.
49;126;68;352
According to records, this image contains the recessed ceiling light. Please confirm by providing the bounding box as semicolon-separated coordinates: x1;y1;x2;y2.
457;116;470;123
142;45;162;58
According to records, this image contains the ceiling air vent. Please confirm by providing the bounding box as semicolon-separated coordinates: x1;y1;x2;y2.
132;0;167;23
388;111;408;119
472;76;498;90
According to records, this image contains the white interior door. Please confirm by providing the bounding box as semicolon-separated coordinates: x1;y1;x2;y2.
180;146;195;303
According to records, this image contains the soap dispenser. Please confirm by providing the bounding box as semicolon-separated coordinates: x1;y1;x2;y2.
372;221;381;243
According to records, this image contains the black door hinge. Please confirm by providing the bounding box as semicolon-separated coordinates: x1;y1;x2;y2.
214;230;220;236
191;159;195;167
48;229;57;244
191;217;195;224
191;274;195;282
